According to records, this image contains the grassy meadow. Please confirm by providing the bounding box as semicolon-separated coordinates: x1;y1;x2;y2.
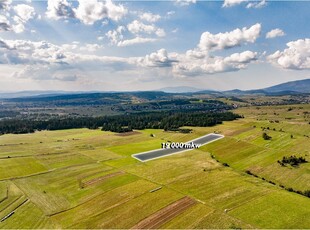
0;104;309;228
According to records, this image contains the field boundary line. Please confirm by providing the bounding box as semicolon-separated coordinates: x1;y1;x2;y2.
65;181;167;228
0;162;101;182
131;196;196;229
48;178;147;217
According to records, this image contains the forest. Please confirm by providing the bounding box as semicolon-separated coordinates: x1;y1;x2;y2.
0;111;241;134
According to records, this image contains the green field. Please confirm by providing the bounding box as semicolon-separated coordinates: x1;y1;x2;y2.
0;104;309;228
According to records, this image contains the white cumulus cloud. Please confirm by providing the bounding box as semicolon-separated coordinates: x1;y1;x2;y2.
198;23;261;51
175;0;196;7
11;4;36;33
137;49;177;67
222;0;247;7
127;20;165;37
0;15;11;31
13;4;36;21
46;0;127;25
172;50;257;77
266;28;285;39
267;38;310;70
139;12;161;22
46;0;75;20
106;26;125;45
246;0;267;8
0;0;12;11
223;0;266;8
118;37;157;47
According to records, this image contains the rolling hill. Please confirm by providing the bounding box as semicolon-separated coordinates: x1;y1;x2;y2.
263;79;310;93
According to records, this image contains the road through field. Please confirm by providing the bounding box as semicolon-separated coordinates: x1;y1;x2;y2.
132;133;224;162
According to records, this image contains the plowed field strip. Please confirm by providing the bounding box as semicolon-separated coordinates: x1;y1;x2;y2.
131;196;196;229
84;171;125;186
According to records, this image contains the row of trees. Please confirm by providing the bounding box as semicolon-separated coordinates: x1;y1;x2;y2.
0;111;242;134
245;170;310;198
277;155;307;167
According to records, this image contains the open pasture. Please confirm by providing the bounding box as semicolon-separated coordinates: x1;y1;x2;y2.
0;104;309;229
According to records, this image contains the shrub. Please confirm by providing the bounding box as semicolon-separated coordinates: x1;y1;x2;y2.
262;132;272;140
303;190;310;198
278;155;307;167
286;187;294;192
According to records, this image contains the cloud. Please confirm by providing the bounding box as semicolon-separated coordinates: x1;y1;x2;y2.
246;0;267;9
0;38;104;66
137;49;177;67
11;4;36;33
172;50;257;76
127;20;165;37
13;4;36;21
106;26;125;45
139;12;161;22
79;43;103;52
223;50;257;63
169;24;261;77
0;15;11;31
167;11;175;16
0;21;260;81
266;28;285;39
0;2;36;34
105;20;165;46
267;38;310;70
12;21;25;33
53;74;78;81
73;0;109;25
0;39;11;49
198;23;261;51
222;0;247;8
118;37;157;47
12;65;79;81
175;0;196;7
106;25;159;47
223;0;266;8
46;0;75;20
105;0;127;21
0;0;12;11
46;0;127;25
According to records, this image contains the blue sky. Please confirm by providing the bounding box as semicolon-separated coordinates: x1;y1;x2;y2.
0;0;310;92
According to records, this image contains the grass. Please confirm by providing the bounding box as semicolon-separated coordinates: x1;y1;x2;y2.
35;152;96;169
14;163;138;215
0;104;309;228
51;179;162;228
0;182;7;201
0;201;56;229
0;182;55;229
230;191;310;228
161;204;214;229
69;188;183;229
0;157;47;180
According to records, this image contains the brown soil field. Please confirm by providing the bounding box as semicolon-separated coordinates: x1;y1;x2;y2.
83;171;125;187
115;131;141;136
131;196;196;229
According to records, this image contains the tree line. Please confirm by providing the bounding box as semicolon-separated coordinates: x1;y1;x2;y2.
0;111;241;134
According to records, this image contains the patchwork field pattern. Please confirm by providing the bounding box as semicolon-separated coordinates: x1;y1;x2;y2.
0;104;309;228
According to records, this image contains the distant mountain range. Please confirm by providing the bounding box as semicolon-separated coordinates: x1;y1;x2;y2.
0;90;105;99
158;86;203;93
263;79;310;93
160;79;310;94
0;79;309;99
221;79;310;96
